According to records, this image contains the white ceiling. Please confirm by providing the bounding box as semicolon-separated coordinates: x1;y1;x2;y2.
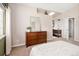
27;3;79;13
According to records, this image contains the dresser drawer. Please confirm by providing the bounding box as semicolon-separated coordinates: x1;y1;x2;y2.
27;39;37;46
38;35;47;39
27;32;37;37
37;32;46;36
38;39;47;43
27;36;37;40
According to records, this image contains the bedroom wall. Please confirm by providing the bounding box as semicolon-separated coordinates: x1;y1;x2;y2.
10;4;53;47
53;5;79;42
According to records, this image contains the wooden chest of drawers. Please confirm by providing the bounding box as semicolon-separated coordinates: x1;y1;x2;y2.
26;31;47;47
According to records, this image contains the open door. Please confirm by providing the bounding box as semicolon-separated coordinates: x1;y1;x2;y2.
6;6;12;55
68;18;74;40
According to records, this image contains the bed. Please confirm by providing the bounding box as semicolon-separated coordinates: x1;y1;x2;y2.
30;40;79;56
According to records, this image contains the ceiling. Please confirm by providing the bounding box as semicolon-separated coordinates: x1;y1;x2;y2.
27;3;79;13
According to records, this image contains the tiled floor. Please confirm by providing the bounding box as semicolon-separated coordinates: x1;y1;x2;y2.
10;38;79;56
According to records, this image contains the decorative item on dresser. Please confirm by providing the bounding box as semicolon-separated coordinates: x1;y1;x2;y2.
26;31;47;47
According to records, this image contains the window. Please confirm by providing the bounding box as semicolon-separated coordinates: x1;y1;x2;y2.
0;7;3;36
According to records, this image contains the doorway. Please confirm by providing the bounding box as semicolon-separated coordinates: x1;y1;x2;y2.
68;18;74;40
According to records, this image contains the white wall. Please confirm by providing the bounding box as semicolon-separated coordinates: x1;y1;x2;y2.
10;4;53;47
40;14;53;40
53;5;79;41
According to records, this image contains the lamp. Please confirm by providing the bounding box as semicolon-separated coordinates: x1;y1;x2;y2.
27;27;31;32
48;12;55;16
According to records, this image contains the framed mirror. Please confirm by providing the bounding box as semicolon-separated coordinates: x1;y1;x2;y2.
30;16;41;32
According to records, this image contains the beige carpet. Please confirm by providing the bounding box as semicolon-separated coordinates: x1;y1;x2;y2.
10;38;79;56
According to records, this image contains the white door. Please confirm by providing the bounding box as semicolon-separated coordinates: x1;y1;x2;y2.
6;7;11;55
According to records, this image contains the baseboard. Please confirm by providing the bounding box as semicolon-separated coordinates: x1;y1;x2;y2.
12;43;25;48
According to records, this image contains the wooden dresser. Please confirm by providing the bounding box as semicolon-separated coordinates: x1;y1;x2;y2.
26;31;47;47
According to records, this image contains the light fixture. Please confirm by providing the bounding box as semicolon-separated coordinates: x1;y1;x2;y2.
48;12;55;16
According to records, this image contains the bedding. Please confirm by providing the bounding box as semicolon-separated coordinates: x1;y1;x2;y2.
30;40;79;56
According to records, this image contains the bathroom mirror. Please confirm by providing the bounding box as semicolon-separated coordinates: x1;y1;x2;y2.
30;16;41;32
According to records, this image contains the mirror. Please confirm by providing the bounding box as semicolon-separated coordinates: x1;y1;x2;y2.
30;16;41;32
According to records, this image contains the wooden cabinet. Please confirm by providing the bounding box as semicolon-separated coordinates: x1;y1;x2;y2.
26;31;47;47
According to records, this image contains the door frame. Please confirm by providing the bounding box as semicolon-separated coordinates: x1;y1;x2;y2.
68;18;74;40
